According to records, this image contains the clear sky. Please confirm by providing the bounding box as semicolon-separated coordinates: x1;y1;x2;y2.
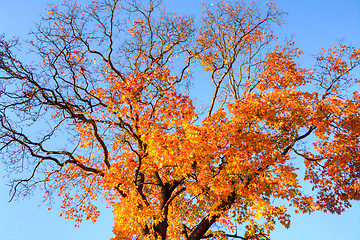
0;0;359;240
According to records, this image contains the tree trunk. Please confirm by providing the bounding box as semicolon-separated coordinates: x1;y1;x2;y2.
188;214;218;240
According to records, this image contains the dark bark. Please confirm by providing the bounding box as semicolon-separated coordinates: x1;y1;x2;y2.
188;214;218;240
154;218;169;240
188;191;237;239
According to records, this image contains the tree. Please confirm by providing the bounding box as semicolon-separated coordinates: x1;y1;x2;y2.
1;0;359;239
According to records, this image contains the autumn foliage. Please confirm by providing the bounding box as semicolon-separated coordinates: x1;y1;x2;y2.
1;0;359;239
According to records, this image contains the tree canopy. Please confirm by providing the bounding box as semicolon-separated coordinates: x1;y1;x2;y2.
1;0;359;239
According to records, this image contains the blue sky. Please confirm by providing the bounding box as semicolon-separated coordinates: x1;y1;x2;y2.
0;0;359;239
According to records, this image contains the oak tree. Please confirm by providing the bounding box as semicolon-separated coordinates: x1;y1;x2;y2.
1;0;359;239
